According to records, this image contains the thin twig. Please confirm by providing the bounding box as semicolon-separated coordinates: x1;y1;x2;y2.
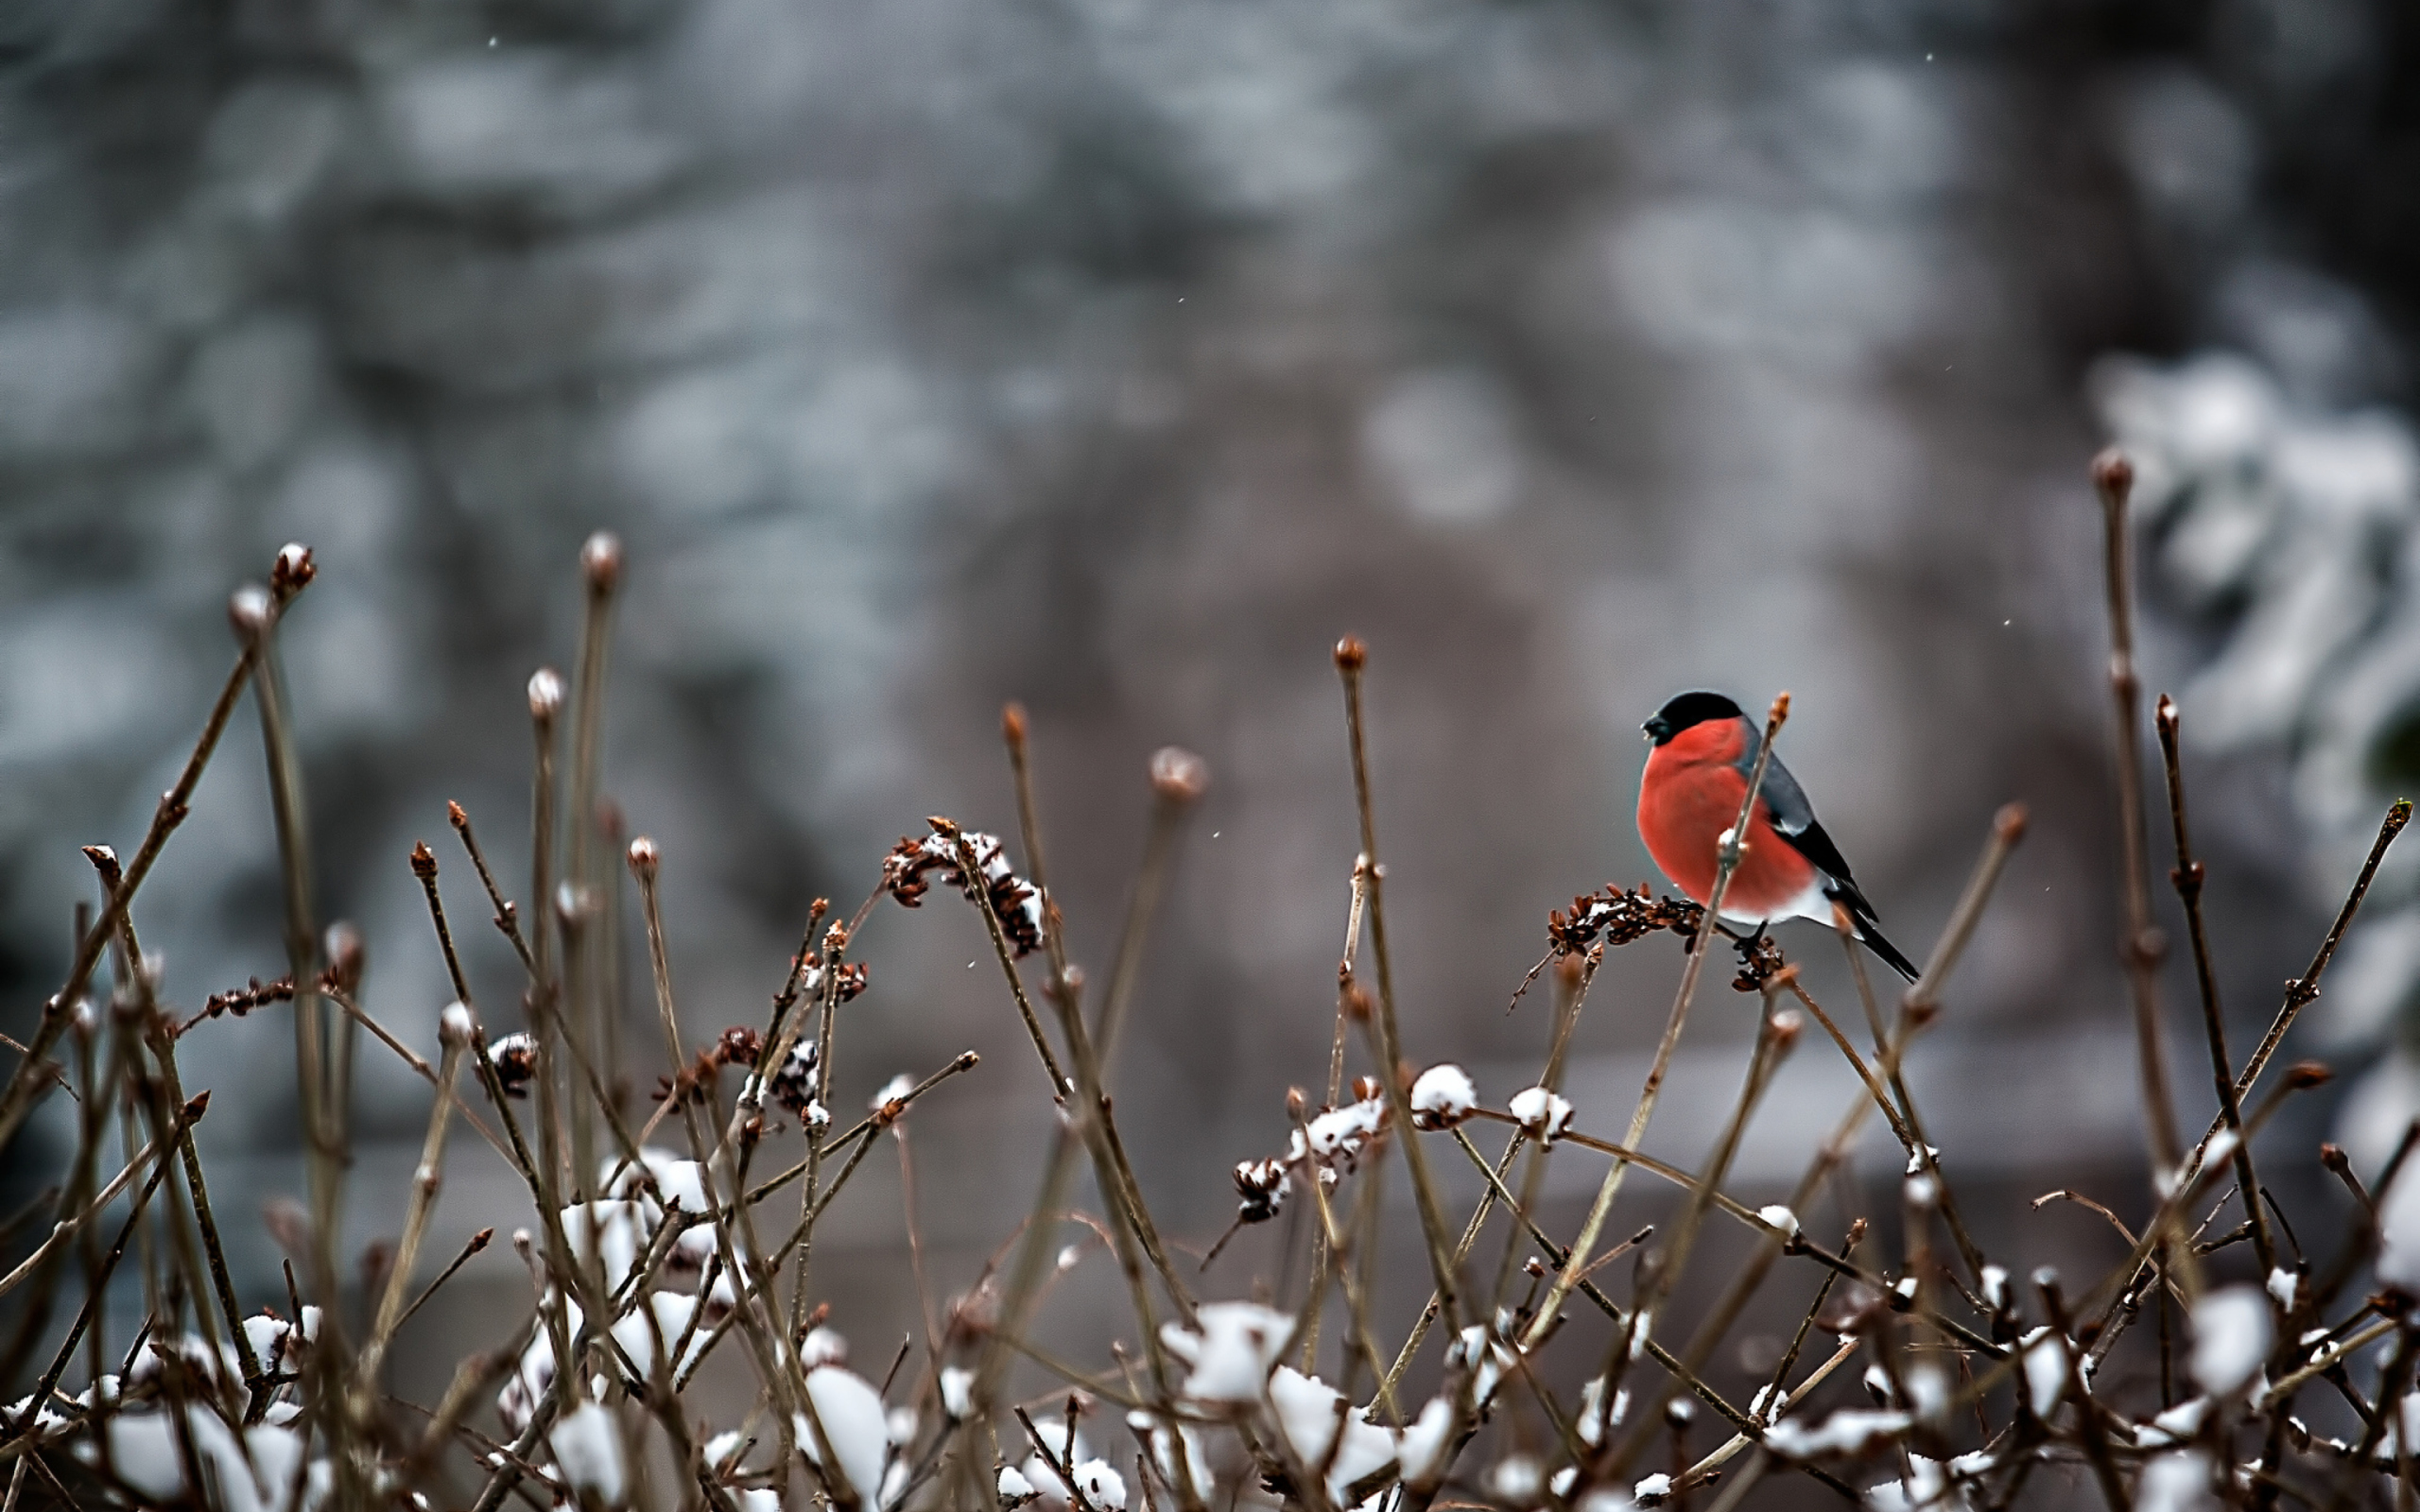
2155;695;2275;1277
2095;448;2184;1178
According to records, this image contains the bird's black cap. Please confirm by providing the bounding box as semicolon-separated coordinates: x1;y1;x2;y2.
1642;690;1742;746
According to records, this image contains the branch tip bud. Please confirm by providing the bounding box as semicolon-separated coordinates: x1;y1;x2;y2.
1149;746;1209;802
527;668;565;721
228;585;274;638
579;531;623;593
1333;635;1367;672
2091;447;2134;507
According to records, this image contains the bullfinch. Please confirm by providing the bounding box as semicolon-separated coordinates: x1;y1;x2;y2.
1637;690;1919;982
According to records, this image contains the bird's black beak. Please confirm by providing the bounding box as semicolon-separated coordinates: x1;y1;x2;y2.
1642;715;1671;745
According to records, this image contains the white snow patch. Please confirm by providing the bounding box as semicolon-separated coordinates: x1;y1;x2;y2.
1509;1085;1574;1141
550;1402;630;1507
2189;1285;2273;1398
1162;1300;1293;1403
1409;1064;1478;1128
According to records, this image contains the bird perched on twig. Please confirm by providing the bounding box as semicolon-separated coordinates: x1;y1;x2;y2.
1637;690;1918;982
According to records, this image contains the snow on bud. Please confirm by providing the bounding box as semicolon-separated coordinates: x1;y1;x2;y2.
1160;1301;1293;1403
2133;1397;2209;1449
271;542;316;595
1069;1459;1126;1510
2135;1450;2215;1512
627;836;660;880
581;531;623;593
1759;1408;1911;1459
2266;1267;2298;1313
1509;1085;1573;1142
1148;747;1208;802
795;1365;889;1505
1409;1063;1478;1129
870;1074;916;1117
1399;1397;1455;1484
441;1003;479;1047
549;1401;629;1507
799;1327;848;1369
527;668;564;721
1269;1367;1398;1504
1304;1098;1388;1172
2020;1328;2066;1417
2188;1286;2272;1399
997;1465;1038;1506
1485;1456;1543;1507
1233;1158;1288;1224
228;584;274;637
940;1366;974;1420
489;1033;538;1097
1757;1205;1798;1238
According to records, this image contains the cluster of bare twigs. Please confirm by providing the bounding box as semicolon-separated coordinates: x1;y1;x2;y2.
1;449;2417;1511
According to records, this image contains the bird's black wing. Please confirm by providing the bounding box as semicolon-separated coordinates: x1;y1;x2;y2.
1755;753;1858;888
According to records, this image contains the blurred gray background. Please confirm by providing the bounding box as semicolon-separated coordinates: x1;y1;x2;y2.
7;0;2420;1474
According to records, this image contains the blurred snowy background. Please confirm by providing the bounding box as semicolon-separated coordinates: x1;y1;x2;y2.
6;0;2420;1420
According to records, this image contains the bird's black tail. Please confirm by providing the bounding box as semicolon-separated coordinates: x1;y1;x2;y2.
1829;885;1920;983
1858;921;1920;983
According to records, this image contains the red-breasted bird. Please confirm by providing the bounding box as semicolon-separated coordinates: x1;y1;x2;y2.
1638;690;1919;982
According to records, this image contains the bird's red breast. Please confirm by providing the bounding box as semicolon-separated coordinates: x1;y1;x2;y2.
1637;718;1820;920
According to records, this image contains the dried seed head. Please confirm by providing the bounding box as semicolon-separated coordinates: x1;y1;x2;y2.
410;841;439;879
1285;1086;1307;1119
322;921;365;993
2286;1060;2333;1090
1995;802;2029;843
527;668;565;721
580;531;623;593
1343;982;1374;1022
228;584;275;638
1149;746;1209;802
1002;701;1028;747
1766;691;1791;729
2321;1143;2351;1174
628;835;660;880
1333;635;1367;672
717;1026;763;1068
2091;447;2134;507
